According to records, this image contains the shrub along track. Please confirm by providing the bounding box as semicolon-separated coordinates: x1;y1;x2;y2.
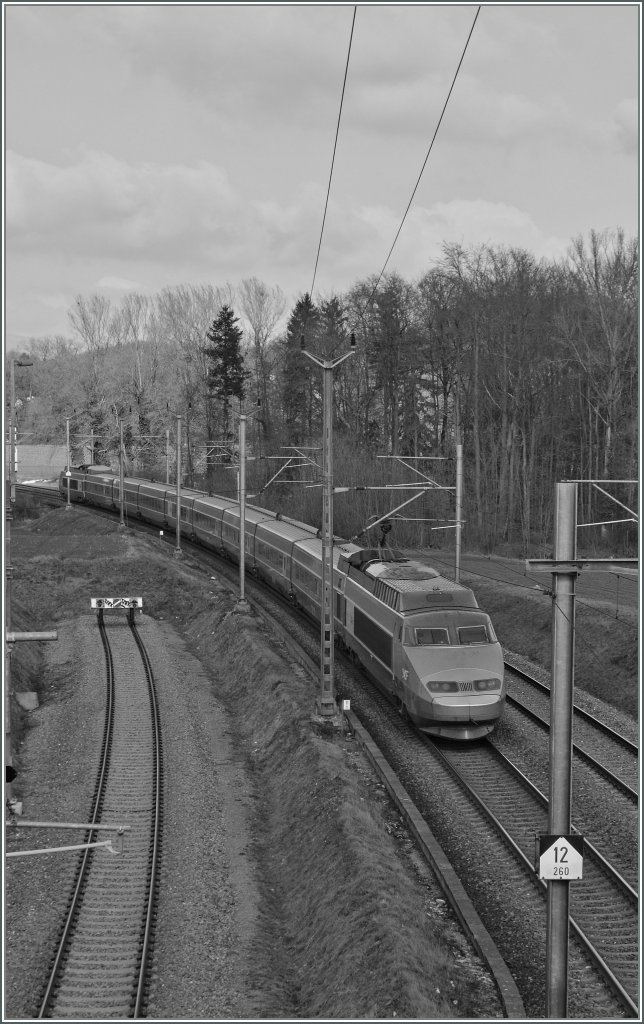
37;614;163;1019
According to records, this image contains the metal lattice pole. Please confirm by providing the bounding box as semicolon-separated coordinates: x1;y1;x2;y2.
174;416;182;557
301;336;355;718
320;363;334;713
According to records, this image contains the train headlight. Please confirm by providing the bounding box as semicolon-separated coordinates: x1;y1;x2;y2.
473;678;499;691
425;680;459;693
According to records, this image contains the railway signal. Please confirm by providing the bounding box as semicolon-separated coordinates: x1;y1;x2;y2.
91;597;143;626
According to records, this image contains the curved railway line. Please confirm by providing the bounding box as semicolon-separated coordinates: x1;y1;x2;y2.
38;614;163;1019
178;533;639;1017
16;485;639;1018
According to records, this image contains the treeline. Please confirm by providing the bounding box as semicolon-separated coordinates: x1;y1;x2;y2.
9;228;638;555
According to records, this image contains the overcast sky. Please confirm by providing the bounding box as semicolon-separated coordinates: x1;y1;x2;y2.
3;2;640;349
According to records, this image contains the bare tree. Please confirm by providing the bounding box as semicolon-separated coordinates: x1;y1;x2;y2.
68;294;116;354
156;282;235;481
563;229;638;478
238;277;286;437
66;295;119;437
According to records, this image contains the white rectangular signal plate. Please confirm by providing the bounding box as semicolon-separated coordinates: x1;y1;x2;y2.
538;834;584;880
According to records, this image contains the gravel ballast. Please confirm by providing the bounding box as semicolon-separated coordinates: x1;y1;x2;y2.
5;512;507;1019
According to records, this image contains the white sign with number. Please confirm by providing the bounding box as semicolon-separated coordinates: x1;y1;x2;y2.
538;835;584;880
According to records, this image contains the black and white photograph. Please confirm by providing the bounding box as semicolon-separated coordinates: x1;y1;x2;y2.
3;3;640;1020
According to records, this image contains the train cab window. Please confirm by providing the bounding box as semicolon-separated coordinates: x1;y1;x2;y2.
457;624;489;645
415;628;450;646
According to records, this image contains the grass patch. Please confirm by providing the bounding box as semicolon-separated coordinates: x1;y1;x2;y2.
471;582;638;718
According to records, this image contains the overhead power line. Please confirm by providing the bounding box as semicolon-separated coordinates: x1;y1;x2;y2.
362;5;481;314
309;6;357;300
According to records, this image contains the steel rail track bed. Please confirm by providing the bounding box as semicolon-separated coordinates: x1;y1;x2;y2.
504;660;638;800
435;738;639;1016
38;616;163;1019
22;493;634;1015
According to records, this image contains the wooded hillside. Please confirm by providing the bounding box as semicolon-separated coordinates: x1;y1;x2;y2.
8;229;638;555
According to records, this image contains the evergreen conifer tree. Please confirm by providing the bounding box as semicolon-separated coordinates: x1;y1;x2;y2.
205;305;247;440
282;294;319;442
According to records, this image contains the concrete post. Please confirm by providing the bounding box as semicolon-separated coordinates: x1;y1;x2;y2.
455;442;463;584
546;481;578;1018
238;414;247;606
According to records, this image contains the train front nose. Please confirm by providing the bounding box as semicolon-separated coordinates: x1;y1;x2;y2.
403;650;505;732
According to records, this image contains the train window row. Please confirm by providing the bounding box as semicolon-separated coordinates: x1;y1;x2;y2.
409;624;492;647
416;628;450;646
194;511;217;530
139;493;163;509
257;540;285;574
458;625;491;645
222;523;239;543
354;607;392;669
292;562;320;596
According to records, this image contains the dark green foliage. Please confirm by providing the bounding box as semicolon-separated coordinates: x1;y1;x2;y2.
281;294;319;443
205;305;248;439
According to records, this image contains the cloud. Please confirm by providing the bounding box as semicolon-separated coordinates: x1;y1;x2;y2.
413;199;569;261
304;197;570;297
612;98;638;154
0;148;609;332
35;291;71;312
96;276;145;291
6;149;239;260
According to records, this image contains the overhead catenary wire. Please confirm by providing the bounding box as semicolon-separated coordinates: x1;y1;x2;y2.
360;5;481;317
309;5;357;301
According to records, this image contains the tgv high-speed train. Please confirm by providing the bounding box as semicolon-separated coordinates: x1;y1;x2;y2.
60;466;506;739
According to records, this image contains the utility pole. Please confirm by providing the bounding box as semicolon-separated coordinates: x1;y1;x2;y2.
545;482;577;1017
527;480;637;1018
301;333;355;718
6;359;33;627
9;358;33;492
233;402;261;610
174;415;182;558
119;421;126;530
65;417;72;510
455;442;463;583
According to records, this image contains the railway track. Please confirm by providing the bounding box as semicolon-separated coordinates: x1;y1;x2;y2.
200;552;639;1017
330;671;638;1018
15;483;64;506
503;660;639;802
22;496;638;1017
38;615;163;1019
436;738;639;1016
